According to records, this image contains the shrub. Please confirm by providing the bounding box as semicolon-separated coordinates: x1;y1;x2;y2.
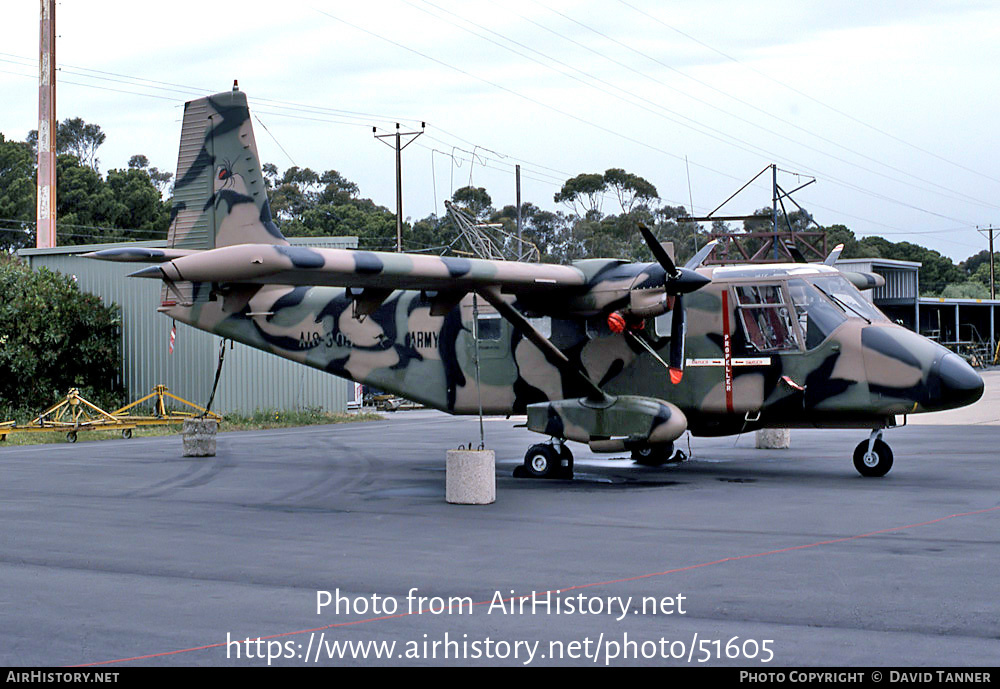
0;254;122;415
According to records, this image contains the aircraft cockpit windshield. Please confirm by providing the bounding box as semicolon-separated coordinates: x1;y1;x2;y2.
808;274;888;324
787;274;888;349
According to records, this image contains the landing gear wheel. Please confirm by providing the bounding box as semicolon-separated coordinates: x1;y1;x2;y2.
66;431;77;443
121;429;132;440
632;443;683;466
853;439;893;477
522;444;561;479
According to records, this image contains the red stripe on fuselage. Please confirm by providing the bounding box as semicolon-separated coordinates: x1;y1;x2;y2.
722;289;734;413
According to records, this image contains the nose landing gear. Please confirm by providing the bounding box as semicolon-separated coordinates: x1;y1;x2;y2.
853;429;893;477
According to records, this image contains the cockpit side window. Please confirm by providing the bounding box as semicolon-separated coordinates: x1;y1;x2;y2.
788;278;848;349
734;284;800;352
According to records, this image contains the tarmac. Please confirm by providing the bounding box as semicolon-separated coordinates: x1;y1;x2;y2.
1;389;998;667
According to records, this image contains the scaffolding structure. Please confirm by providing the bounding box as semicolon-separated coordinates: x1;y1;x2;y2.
444;201;540;262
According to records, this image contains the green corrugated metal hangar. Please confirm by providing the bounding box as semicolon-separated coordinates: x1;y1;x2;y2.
19;236;359;415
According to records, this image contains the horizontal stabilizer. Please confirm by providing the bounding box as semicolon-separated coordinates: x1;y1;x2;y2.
84;247;200;263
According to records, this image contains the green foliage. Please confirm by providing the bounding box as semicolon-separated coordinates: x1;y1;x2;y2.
128;154;173;195
853;237;964;295
53;155;171;246
220;407;381;430
0;254;122;413
451;186;493;219
941;281;990;299
28;117;106;170
554;172;607;218
0;134;36;251
1;126;171;250
603;168;658;214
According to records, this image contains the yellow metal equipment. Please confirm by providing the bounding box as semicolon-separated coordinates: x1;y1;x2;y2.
111;385;221;426
0;385;220;443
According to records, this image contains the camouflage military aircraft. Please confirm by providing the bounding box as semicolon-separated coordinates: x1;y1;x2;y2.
88;86;985;479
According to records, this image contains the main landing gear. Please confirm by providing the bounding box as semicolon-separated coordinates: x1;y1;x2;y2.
853;429;893;477
631;442;687;466
515;440;574;479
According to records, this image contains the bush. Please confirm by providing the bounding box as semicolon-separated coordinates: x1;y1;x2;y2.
0;254;122;415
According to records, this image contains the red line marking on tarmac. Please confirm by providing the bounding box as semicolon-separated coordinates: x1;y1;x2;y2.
72;505;1000;667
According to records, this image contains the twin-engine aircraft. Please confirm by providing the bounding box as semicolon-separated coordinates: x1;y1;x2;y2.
89;87;984;479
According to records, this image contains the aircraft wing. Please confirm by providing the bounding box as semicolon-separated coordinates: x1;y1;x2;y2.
115;244;587;294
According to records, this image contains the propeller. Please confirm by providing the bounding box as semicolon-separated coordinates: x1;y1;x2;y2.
633;224;714;384
637;223;710;296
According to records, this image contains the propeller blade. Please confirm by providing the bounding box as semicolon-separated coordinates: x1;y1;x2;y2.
638;222;711;295
637;222;677;276
824;243;845;266
784;241;808;264
683;239;718;271
668;294;686;384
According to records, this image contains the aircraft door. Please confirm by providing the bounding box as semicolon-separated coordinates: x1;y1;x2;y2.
732;283;801;354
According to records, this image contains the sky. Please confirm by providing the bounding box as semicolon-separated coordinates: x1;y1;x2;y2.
2;0;999;261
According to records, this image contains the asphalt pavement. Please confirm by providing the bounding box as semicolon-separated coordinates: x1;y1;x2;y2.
0;409;997;667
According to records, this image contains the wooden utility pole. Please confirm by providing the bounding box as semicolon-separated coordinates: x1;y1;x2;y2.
37;0;57;248
374;122;424;252
515;164;522;259
978;225;997;300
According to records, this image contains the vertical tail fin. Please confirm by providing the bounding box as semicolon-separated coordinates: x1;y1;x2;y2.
167;85;287;249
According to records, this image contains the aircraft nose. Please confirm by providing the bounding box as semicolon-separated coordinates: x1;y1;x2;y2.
932;353;984;410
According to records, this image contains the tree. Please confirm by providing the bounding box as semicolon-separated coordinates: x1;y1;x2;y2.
317;170;359;205
491;202;569;262
0;254;122;414
554;173;607;218
28;118;106;171
104;167;171;239
128;154;173;196
603;168;658;214
0;134;36;252
451;186;493;220
269;166;321;224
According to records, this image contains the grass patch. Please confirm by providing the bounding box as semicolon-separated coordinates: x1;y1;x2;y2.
0;408;382;446
221;409;383;432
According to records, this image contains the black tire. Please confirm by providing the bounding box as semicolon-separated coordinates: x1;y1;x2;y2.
66;431;77;443
524;443;560;479
632;443;673;466
853;439;893;477
121;429;132;440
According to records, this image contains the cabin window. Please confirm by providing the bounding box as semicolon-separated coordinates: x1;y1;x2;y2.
734;284;800;352
526;316;552;339
476;314;503;341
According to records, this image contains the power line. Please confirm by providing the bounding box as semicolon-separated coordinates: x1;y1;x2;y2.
613;0;1000;186
499;0;1000;213
1;37;987;253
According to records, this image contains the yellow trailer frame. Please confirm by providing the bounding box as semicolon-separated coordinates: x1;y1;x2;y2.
111;385;222;426
0;386;220;443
